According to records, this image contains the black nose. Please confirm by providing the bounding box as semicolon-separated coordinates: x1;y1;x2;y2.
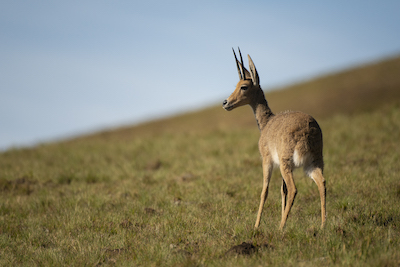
223;100;227;106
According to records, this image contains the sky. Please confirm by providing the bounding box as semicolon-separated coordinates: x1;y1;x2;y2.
1;1;400;150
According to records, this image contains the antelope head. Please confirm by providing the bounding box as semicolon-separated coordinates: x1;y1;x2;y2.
223;48;260;111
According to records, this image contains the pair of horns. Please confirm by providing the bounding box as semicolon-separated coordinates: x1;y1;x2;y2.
232;47;259;86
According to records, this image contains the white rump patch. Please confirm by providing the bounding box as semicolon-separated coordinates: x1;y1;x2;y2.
293;149;313;168
293;150;303;167
271;148;280;165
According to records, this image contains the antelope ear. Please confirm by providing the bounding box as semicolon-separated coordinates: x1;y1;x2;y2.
248;54;260;86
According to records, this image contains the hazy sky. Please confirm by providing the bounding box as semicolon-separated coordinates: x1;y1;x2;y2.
1;1;400;150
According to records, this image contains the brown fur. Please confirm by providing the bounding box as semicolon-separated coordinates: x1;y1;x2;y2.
223;50;326;230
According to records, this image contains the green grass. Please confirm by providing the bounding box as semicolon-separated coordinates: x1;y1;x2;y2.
1;56;400;266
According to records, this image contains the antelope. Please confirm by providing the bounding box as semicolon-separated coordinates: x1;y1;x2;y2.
222;48;326;230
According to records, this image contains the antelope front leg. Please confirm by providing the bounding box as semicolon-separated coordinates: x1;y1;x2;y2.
254;159;272;228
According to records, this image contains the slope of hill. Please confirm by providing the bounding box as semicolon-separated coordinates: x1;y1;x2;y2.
266;55;400;117
1;55;400;266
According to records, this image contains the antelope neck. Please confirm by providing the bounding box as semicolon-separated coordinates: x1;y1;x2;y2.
250;91;274;131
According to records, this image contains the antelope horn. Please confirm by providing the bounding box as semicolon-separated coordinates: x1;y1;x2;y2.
232;48;243;80
238;47;246;80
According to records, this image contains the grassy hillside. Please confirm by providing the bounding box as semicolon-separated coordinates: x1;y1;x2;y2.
69;54;400;145
1;55;400;266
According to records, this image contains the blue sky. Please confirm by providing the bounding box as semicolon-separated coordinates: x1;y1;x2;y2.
1;1;400;150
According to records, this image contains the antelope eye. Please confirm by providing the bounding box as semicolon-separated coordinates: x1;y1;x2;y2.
241;85;248;90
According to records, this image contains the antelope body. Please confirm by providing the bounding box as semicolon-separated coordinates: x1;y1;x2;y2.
223;48;326;230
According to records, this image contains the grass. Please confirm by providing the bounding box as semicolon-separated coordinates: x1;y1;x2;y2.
1;56;400;266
